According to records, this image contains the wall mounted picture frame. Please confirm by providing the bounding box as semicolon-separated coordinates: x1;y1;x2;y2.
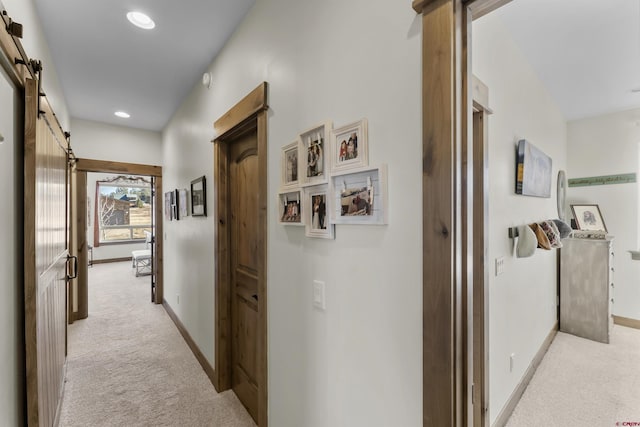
179;189;189;219
330;119;368;173
571;204;607;232
278;190;304;226
515;139;552;198
164;191;173;221
330;164;388;225
300;121;332;186
191;176;207;217
173;189;180;220
304;184;334;239
281;141;301;190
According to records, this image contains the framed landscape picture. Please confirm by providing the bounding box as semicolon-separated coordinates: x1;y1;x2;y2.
331;119;368;173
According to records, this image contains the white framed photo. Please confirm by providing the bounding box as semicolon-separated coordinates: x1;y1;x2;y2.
300;121;332;186
281;140;301;190
330;164;388;225
304;184;335;239
278;190;304;226
331;119;368;173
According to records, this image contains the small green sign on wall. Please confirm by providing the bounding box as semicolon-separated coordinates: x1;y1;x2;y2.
568;173;637;188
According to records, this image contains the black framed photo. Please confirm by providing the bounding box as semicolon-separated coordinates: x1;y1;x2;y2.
173;189;180;220
191;176;207;217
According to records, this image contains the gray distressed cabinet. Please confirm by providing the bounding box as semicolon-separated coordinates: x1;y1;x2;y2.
560;237;614;344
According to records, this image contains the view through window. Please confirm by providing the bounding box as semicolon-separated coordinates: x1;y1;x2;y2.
96;176;152;244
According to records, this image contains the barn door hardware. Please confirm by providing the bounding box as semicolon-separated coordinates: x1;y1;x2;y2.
29;59;44;116
2;11;23;38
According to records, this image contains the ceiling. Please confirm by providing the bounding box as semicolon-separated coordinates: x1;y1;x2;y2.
35;0;640;131
494;0;640;122
34;0;255;131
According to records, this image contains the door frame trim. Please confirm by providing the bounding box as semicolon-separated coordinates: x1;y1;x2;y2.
213;82;269;427
73;159;164;318
413;1;510;425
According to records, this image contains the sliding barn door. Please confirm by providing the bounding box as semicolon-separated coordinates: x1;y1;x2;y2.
24;78;69;427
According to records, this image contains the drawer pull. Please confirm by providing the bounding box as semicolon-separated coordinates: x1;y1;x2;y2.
611;298;615;303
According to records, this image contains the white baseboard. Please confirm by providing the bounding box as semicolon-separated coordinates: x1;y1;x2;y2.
491;322;558;427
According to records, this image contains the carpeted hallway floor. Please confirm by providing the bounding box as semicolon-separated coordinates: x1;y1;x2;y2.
507;326;640;427
59;261;256;427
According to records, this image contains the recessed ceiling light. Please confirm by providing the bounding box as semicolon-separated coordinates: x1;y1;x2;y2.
114;111;131;119
126;11;155;30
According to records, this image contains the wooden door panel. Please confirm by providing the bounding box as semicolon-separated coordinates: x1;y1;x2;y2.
234;153;259;272
230;131;259;423
24;78;68;427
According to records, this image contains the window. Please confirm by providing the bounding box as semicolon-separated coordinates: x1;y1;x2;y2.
96;176;152;245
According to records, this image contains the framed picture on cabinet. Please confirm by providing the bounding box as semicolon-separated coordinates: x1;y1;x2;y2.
330;119;368;173
278;190;304;226
300;121;331;185
281;141;301;190
571;204;607;233
330;164;388;225
304;184;334;239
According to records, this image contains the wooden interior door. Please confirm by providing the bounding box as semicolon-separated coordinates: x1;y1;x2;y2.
24;78;69;426
229;129;260;422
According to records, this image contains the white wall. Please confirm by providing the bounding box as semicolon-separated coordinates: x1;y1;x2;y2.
473;13;568;424
71;118;162;165
86;172;149;261
0;55;24;427
162;0;422;425
567;109;640;321
3;0;70;130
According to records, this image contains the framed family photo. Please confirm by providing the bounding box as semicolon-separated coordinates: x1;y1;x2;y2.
571;204;607;232
190;176;207;217
330;164;388;225
331;119;368;173
278;190;304;226
300;121;332;185
281;141;301;190
304;184;334;239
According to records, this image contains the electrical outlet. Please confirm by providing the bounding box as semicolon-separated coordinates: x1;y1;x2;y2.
510;353;515;372
495;257;505;276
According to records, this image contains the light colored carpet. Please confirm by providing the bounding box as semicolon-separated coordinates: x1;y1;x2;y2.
506;326;640;427
59;262;256;427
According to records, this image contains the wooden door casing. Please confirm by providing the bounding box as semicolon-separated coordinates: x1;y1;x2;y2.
24;78;68;427
230;131;260;422
214;82;268;427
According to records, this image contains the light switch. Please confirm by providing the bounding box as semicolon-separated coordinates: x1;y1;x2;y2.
495;257;505;276
313;280;326;310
